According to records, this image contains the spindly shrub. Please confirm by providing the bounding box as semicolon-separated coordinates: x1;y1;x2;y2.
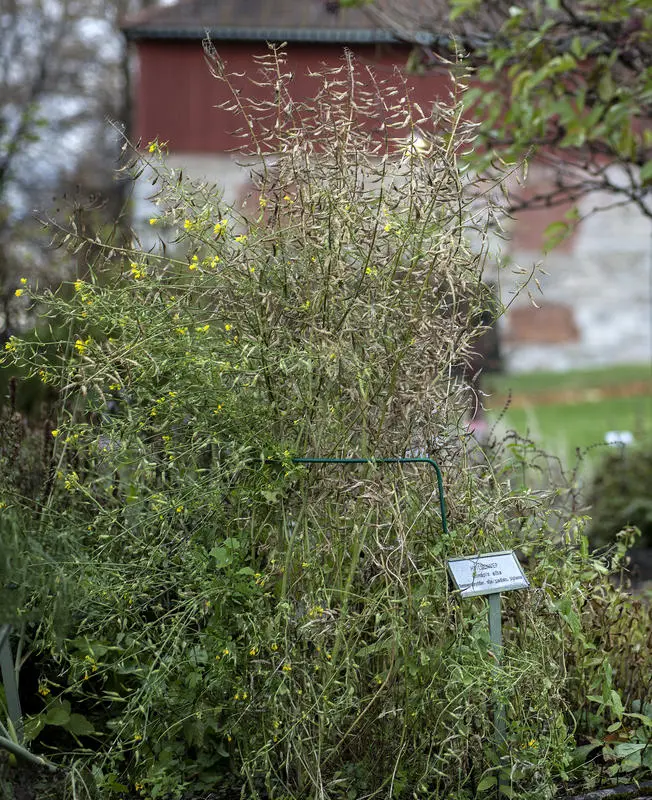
2;46;650;800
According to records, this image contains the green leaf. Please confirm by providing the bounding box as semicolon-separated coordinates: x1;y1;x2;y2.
610;690;624;719
23;715;46;742
477;775;497;792
623;711;652;726
598;71;615;102
66;713;95;736
587;695;606;705
46;700;71;726
613;742;645;757
571;743;601;765
640;160;652;184
209;546;232;568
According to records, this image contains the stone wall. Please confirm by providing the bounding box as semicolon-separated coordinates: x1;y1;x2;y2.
491;165;652;372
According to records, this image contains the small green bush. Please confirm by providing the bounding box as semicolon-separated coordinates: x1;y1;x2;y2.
587;443;652;549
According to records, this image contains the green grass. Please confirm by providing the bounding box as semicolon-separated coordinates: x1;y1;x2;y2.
484;364;652;465
486;363;650;397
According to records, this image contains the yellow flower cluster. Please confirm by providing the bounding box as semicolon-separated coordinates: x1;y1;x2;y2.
75;337;91;355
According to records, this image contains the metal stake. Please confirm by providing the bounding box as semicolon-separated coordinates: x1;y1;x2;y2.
488;593;506;797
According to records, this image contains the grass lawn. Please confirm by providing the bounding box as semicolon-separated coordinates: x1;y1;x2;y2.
483;364;652;465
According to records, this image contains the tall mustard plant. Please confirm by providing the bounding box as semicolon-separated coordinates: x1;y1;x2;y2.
2;46;650;800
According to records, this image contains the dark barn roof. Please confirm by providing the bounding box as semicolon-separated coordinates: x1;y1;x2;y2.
122;0;399;44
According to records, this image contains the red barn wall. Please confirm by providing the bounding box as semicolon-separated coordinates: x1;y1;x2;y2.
134;40;453;153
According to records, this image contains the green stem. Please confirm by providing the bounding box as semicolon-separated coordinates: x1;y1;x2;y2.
0;734;58;771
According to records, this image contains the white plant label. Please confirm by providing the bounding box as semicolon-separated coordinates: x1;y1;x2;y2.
447;550;529;598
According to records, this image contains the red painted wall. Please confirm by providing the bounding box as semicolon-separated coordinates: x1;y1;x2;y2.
134;40;453;153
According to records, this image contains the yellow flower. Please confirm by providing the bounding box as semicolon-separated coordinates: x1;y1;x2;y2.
259;196;267;208
270;643;278;652
214;219;228;236
383;223;392;232
74;279;83;292
249;646;258;656
149;217;157;225
195;324;209;333
20;277;27;285
224;323;232;332
176;505;184;513
38;684;50;697
183;219;194;230
51;429;60;438
234;234;247;244
188;255;199;270
147;141;157;153
209;256;220;268
222;648;230;656
134;782;144;791
175;327;188;336
14;288;24;297
213;404;223;414
282;663;292;672
0;502;6;510
226;734;232;742
283;194;294;203
109;383;121;391
130;262;146;280
74;337;90;355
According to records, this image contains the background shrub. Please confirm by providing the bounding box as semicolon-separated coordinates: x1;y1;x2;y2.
587;443;652;549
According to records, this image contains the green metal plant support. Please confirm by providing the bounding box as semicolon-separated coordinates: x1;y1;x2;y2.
291;456;448;536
